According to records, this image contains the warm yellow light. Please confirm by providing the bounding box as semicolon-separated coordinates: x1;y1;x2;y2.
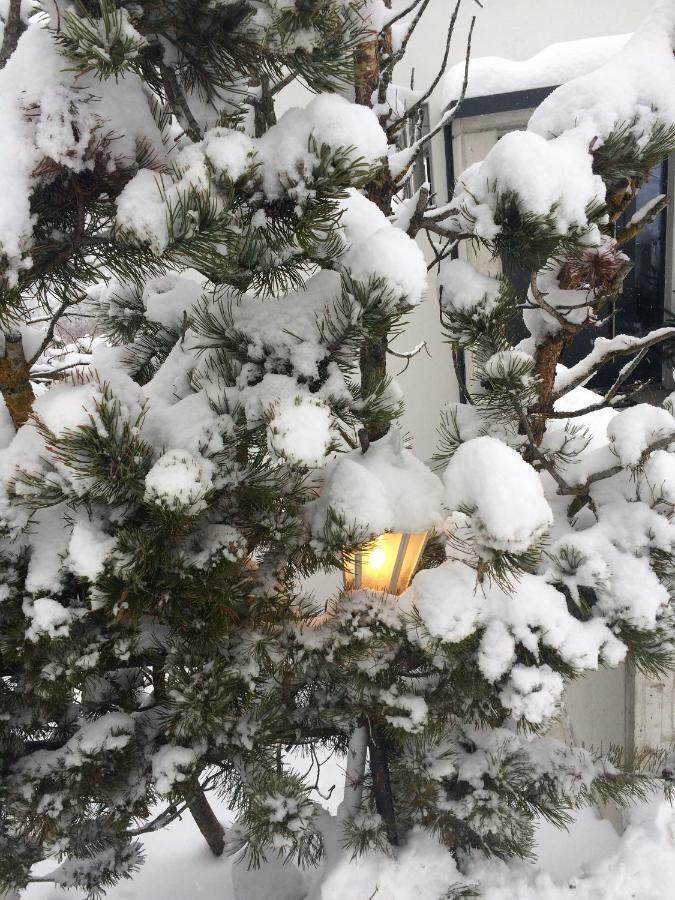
343;530;429;596
367;546;387;570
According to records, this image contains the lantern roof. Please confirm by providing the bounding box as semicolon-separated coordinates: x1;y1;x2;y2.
309;428;443;537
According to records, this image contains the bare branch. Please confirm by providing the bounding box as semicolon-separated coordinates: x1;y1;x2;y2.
27;299;80;367
387;339;430;374
383;0;427;30
616;194;669;247
552;328;675;402
584;432;675;488
405;182;431;236
391;15;475;184
384;0;433;72
545;349;649;419
31;360;91;379
392;0;465;131
159;59;203;144
529;271;581;335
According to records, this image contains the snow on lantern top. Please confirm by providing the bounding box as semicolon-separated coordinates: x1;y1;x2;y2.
309;428;444;538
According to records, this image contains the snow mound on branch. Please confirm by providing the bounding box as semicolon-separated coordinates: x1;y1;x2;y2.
439;257;502;317
339;191;427;304
143;272;205;329
0;22;165;285
22;596;74;642
483;349;535;383
443;436;553;554
443;33;630;103
223;270;345;383
309;430;443;537
450;129;605;242
267;397;334;467
18;712;135;778
553;329;675;396
606;404;675;467
116;156;207;256
408;561;624;721
547;500;675;630
501;664;564;724
144;449;214;515
640;448;675;503
257;94;387;193
117;93;387;253
67;517;116;582
529;2;675;141
152;745;199;795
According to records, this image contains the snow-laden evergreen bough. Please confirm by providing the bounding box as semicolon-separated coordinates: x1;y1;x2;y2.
1;0;675;897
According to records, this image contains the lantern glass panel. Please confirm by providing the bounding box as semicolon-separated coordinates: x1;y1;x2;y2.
343;530;429;595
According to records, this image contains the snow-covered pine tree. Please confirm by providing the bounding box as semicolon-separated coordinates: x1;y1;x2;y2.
0;0;425;893
2;0;675;898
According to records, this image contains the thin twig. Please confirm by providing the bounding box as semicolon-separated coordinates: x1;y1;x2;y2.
616;194;669;247
529;271;579;334
552;328;675;402
384;0;433;71
387;339;430;374
383;0;427;30
394;0;464;129
546;349;649;419
159;59;202;143
391;16;474;185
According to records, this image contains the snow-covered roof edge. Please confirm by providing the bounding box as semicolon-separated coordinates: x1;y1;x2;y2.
443;33;631;107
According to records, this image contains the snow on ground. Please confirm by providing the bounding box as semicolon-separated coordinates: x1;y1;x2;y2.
23;765;675;900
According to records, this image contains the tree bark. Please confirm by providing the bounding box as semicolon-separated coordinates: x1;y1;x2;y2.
0;8;31;432
529;335;566;447
184;781;225;856
0;333;34;430
368;728;399;846
0;0;25;69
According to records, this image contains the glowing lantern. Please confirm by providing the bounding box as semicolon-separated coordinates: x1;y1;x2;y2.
343;530;429;596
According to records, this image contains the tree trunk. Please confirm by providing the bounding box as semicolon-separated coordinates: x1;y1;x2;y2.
184;781;225;856
0;0;25;69
529;335;566;447
368;728;399;846
0;333;34;430
354;0;394;443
